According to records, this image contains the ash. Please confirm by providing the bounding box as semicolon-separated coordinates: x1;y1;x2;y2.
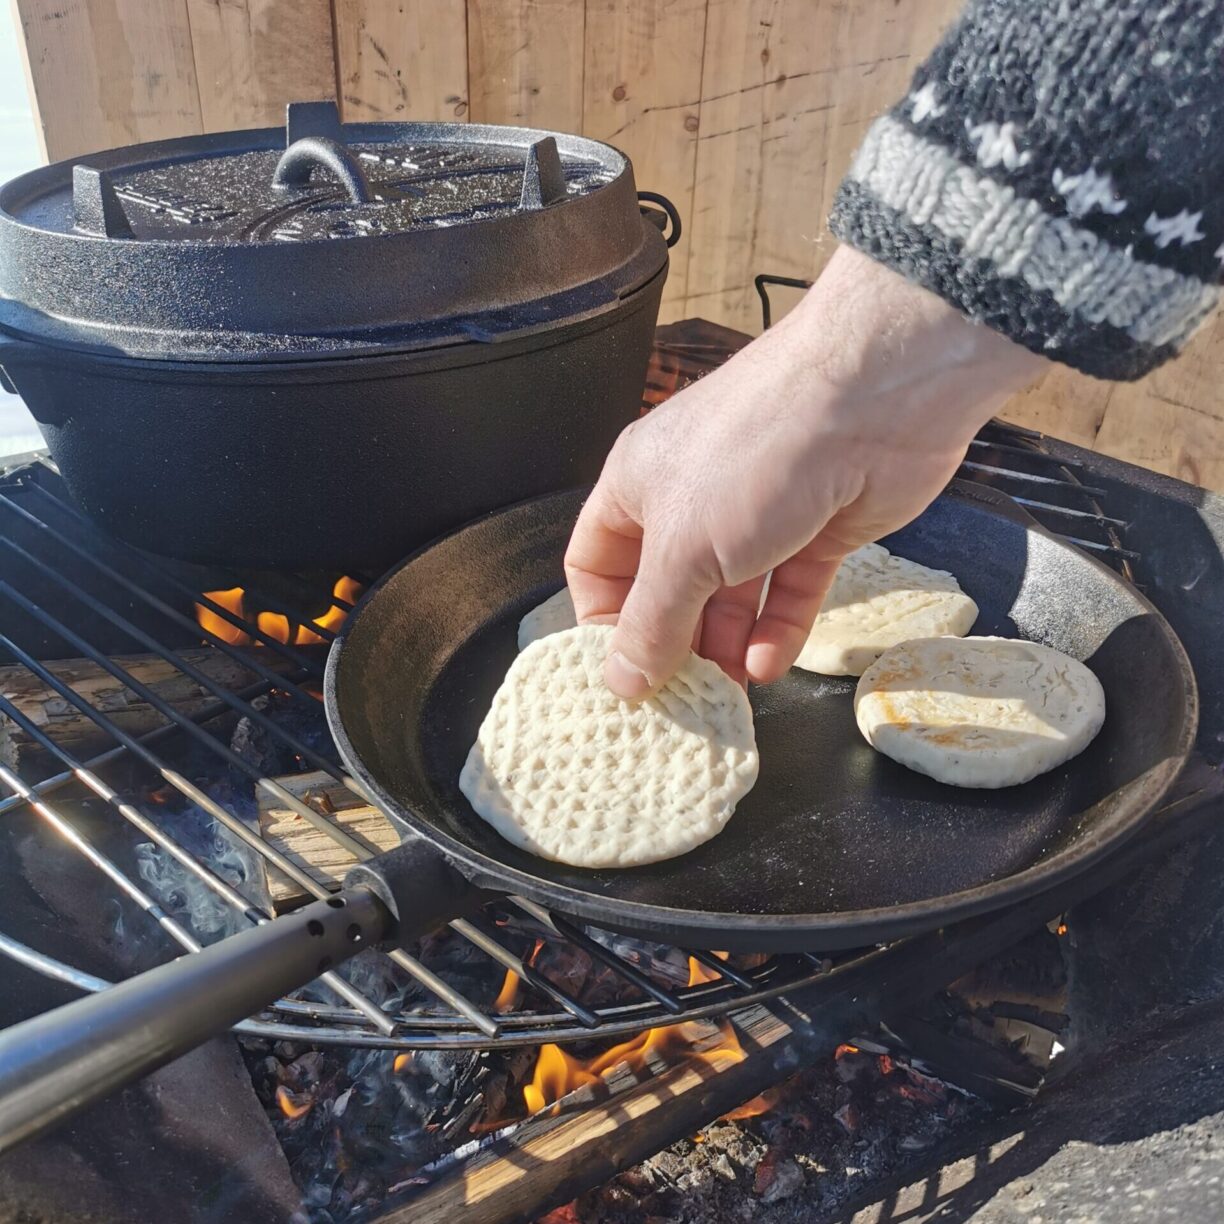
546;1051;989;1224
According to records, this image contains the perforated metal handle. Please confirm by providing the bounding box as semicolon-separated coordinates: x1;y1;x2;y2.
272;137;373;205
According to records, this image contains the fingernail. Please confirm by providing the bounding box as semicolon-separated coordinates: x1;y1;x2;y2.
605;651;652;701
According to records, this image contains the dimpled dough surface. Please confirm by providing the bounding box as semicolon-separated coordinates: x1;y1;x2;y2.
517;587;577;650
854;636;1106;789
460;625;760;867
795;543;978;677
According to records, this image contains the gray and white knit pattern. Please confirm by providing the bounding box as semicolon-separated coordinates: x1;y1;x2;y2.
830;0;1224;380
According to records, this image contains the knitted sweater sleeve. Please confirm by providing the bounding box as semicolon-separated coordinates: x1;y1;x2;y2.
828;0;1224;381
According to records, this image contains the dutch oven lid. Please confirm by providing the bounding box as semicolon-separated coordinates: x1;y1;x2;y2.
0;102;669;361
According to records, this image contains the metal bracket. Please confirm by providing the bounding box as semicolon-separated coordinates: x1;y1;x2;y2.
286;99;345;146
71;166;133;239
519;137;568;210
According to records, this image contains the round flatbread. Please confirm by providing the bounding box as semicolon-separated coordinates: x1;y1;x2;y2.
854;636;1106;789
517;587;577;650
460;624;759;867
795;544;978;676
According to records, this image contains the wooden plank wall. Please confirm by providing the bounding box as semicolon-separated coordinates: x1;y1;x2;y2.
12;0;1224;492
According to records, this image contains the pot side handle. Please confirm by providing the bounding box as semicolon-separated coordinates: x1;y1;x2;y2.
638;191;682;248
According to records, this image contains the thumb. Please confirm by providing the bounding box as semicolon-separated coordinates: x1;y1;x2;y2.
604;539;717;700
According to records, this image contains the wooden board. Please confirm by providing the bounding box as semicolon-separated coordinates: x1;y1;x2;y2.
184;0;336;132
582;0;707;314
10;0;1224;493
334;0;469;122
683;0;960;333
466;0;585;130
257;769;399;907
15;0;203;161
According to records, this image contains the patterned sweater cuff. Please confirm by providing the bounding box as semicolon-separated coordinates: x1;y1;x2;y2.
829;114;1219;382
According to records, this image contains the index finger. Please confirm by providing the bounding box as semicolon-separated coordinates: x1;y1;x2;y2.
563;481;643;622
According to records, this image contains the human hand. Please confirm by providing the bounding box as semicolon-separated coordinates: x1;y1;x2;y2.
564;245;1047;699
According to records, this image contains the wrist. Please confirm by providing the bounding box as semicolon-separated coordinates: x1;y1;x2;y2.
780;245;1047;446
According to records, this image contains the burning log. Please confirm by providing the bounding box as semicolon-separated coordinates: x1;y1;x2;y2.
0;649;299;773
256;769;399;908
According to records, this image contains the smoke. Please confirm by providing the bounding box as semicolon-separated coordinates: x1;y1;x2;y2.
134;807;270;943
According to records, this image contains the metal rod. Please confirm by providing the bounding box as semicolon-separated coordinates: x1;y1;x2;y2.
959;460;1107;497
510;898;685;1015
1007;495;1129;527
0;692;395;1033
0;583;376;858
0;675;283;818
0;762;201;953
24;482;325;675
684;947;758;991
0;886;395;1155
0;540;352;789
0;630;493;1036
0;493;324;709
449;917;601;1029
199;575;340;644
965;437;1085;468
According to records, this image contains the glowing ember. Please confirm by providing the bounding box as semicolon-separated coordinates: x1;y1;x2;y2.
275;1085;312;1119
1057;921;1068;936
521;955;758;1117
194;576;363;647
393;1053;413;1073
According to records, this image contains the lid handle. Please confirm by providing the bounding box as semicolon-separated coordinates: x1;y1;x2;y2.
273;138;373;205
519;138;567;210
286;100;344;145
72;165;134;239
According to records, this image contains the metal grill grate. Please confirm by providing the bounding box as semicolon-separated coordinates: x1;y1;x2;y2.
0;329;1144;1052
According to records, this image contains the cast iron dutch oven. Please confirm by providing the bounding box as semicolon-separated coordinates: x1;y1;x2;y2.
0;102;675;569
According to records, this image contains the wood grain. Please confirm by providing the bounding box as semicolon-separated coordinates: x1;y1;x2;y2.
10;0;1224;493
334;0;469;122
257;769;398;907
684;0;959;334
467;0;585;129
184;0;335;132
15;0;203;161
582;0;707;314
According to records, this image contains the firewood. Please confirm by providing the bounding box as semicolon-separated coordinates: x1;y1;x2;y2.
256;769;399;909
0;649;300;773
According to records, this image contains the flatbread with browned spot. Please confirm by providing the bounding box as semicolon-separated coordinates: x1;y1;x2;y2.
854;636;1106;788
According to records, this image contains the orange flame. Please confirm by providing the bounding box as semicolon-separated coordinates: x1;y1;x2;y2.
393;1052;413;1073
275;1085;312;1119
520;953;773;1121
493;968;521;1013
194;576;363;647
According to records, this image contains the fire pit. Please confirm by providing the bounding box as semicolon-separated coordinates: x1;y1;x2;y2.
0;320;1222;1223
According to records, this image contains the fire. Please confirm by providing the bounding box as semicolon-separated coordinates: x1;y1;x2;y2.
493;968;521;1013
393;1053;413;1073
520;953;774;1122
275;1085;312;1119
194;576;363;647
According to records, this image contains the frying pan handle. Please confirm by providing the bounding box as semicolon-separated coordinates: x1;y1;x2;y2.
0;844;474;1156
273;137;373;204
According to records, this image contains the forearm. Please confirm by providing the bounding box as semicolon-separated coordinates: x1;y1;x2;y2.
831;0;1224;381
771;247;1047;456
